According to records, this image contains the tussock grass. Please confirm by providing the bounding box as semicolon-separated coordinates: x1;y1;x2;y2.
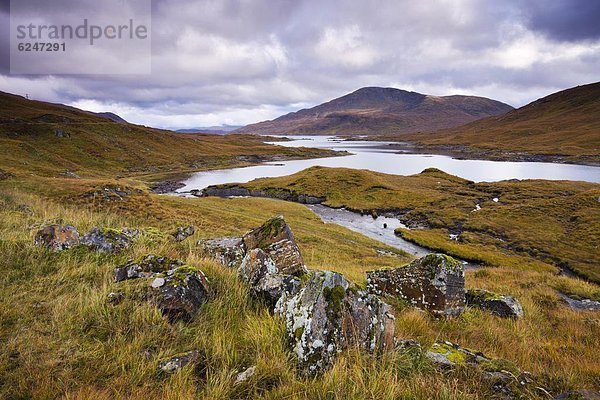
1;182;599;398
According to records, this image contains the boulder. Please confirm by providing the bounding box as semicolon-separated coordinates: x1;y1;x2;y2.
555;390;600;400
242;216;307;277
238;248;301;309
367;253;465;316
150;265;210;322
114;254;184;282
275;270;395;376
199;237;246;268
34;224;80;251
157;350;205;374
81;227;138;253
173;225;195;242
466;289;524;318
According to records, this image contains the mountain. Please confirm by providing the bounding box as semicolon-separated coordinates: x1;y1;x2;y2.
234;87;514;136
405;82;600;161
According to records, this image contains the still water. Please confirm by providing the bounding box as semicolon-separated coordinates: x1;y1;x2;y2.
178;136;600;191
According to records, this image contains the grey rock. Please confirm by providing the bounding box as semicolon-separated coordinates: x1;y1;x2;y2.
107;292;124;305
238;248;301;309
234;365;257;385
34;224;80;251
466;289;524;318
275;270;395;376
367;253;465;316
555;390;600;400
157;350;204;374
60;170;80;179
560;293;600;311
151;265;210;322
242;215;307;277
173;225;195;242
114;254;184;282
81;227;135;253
199;237;246;269
426;341;493;369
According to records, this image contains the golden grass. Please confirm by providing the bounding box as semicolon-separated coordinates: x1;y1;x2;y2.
1;182;599;399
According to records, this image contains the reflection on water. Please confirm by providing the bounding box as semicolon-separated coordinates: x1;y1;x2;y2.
306;204;480;269
306;204;429;257
179;136;600;191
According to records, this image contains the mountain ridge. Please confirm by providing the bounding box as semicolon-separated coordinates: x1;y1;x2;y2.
234;87;514;136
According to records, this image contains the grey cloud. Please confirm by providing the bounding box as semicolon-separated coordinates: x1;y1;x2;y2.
0;0;598;128
523;0;600;42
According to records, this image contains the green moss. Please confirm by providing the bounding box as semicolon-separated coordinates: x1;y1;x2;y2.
430;343;467;365
323;285;346;317
167;265;200;286
467;289;505;301
294;327;304;340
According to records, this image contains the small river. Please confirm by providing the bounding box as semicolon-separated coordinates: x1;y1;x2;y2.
177;136;598;261
178;136;600;191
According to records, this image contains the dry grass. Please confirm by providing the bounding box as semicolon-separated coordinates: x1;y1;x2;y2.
1;181;599;399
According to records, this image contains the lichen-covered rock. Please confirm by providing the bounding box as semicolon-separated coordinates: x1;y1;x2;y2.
81;227;137;253
107;292;124;305
157;350;205;374
555;390;600;400
275;270;395;376
173;225;195;242
238;248;301;308
199;237;246;268
150;265;210;322
234;365;257;385
426;341;491;368
367;253;465;316
242;216;307;277
34;224;80;251
114;254;184;282
466;289;524;318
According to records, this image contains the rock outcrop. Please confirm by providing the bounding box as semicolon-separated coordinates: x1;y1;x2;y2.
202;185;325;205
466;289;524;318
275;270;395;375
199;237;246;269
238;248;301;309
157;350;205;374
172;225;195;242
114;254;184;282
150;265;210;322
367;254;465;316
242;216;307;277
81;227;138;253
34;224;80;251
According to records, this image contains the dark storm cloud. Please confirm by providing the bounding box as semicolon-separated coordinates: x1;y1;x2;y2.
0;0;598;128
523;0;600;42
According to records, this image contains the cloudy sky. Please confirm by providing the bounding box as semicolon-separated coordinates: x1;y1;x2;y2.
0;0;599;129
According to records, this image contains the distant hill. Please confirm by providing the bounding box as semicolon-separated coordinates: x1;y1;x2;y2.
234;87;513;136
405;82;600;161
0;91;336;178
175;125;241;135
91;111;127;123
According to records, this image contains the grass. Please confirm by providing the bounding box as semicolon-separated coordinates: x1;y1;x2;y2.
239;166;600;283
1;177;599;398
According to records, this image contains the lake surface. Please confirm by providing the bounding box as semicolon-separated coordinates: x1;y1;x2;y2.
178;136;600;191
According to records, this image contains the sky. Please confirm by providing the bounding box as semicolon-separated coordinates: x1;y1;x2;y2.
0;0;599;129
